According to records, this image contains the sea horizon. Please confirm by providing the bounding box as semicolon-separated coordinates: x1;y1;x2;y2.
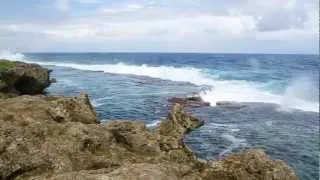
21;51;319;56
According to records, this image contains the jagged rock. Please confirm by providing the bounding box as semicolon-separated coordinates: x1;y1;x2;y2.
0;93;98;124
0;94;298;180
0;59;51;95
0;94;104;179
105;121;161;155
0;96;202;179
196;149;297;180
30;163;194;180
168;96;210;108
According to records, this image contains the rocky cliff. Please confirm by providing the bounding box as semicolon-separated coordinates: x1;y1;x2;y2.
0;60;298;180
0;59;51;97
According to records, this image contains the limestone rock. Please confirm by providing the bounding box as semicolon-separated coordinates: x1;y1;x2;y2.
0;95;298;180
196;149;298;180
0;59;51;95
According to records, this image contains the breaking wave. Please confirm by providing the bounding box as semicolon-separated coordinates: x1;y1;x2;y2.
1;51;318;112
0;50;25;61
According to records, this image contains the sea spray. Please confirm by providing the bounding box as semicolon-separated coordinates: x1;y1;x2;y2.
0;50;25;61
279;75;319;112
1;50;318;112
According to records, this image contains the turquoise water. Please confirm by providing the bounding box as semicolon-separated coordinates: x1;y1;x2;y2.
2;52;319;180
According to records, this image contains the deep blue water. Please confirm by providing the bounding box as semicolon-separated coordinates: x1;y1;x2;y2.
2;52;319;180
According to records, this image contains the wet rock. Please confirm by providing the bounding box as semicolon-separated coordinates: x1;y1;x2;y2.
216;101;247;110
168;96;210;108
50;78;57;83
0;59;51;95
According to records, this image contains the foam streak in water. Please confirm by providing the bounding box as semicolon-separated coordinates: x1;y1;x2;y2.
2;51;318;112
219;133;247;156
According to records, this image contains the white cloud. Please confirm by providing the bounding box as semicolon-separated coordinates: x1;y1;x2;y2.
56;0;70;11
78;0;100;4
100;2;150;14
127;4;145;10
0;0;318;53
30;14;256;41
56;0;101;11
228;0;318;31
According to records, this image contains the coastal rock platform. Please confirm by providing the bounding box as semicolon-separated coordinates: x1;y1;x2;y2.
0;60;298;180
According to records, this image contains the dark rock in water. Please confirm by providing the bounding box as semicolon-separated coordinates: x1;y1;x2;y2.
0;59;51;96
168;96;210;108
50;78;57;83
216;101;247;110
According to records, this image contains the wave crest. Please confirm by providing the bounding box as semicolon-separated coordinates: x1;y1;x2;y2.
1;51;318;112
0;50;25;61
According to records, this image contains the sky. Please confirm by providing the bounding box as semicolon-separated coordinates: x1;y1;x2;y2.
0;0;318;54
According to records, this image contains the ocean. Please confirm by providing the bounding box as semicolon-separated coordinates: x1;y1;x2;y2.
1;51;319;180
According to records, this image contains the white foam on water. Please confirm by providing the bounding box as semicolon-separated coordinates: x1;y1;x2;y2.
230;128;240;132
91;96;112;107
146;120;161;128
1;50;318;112
219;133;247;156
278;75;319;113
265;121;273;127
91;100;107;108
210;123;236;128
0;50;26;61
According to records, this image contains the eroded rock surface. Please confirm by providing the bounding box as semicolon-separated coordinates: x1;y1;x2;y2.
0;59;51;96
0;95;298;180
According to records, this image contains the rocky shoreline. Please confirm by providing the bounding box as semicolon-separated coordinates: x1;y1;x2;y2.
0;60;298;180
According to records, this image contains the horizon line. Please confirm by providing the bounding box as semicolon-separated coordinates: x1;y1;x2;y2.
23;51;319;56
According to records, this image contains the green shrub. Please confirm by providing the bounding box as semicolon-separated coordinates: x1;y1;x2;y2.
0;59;16;71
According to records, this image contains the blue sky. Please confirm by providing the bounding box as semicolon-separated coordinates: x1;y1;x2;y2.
0;0;318;53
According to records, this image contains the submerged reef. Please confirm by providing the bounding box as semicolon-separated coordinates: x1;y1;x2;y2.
0;60;298;180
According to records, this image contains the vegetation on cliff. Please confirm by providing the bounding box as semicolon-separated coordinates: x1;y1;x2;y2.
0;60;16;71
0;59;51;96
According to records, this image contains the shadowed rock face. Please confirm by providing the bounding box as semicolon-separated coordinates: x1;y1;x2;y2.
0;95;298;180
0;59;51;96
